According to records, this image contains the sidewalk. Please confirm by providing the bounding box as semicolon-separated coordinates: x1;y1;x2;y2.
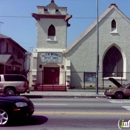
22;89;106;98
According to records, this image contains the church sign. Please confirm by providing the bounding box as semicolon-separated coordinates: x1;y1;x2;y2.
40;52;62;63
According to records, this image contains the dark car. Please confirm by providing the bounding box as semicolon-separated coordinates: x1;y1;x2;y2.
0;95;34;126
104;78;130;99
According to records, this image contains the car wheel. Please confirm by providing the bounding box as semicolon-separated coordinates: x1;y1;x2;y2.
115;92;124;99
0;109;9;126
5;88;15;95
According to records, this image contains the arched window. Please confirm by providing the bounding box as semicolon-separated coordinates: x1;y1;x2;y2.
111;19;116;30
48;25;55;36
103;46;123;77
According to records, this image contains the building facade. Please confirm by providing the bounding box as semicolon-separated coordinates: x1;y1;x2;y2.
64;3;130;88
29;0;72;90
29;1;130;90
0;33;27;75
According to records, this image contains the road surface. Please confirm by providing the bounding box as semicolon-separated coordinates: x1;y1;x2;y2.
2;98;130;130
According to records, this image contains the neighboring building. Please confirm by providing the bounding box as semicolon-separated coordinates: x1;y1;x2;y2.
0;33;27;75
29;1;130;90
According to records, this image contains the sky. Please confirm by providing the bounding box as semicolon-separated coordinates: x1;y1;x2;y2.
0;0;130;52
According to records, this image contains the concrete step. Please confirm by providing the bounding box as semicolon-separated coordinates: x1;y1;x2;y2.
35;84;67;91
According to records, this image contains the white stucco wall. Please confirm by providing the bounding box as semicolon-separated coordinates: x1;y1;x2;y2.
36;19;67;49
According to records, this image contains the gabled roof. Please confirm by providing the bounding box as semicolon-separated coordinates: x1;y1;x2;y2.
37;0;66;10
46;0;59;9
0;33;10;39
0;33;27;52
64;3;130;54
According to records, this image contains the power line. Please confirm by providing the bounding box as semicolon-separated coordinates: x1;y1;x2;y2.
0;15;129;20
0;16;31;18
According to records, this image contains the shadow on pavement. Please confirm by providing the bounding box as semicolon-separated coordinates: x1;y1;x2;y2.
7;115;48;126
23;95;44;98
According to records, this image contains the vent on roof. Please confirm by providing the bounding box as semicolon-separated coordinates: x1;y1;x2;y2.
109;3;118;8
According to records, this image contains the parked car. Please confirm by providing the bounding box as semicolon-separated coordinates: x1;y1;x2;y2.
0;74;30;95
104;78;130;99
0;95;34;126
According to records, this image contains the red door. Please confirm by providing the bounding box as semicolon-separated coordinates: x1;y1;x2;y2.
44;67;59;84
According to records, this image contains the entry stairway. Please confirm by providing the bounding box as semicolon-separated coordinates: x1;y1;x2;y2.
35;84;67;91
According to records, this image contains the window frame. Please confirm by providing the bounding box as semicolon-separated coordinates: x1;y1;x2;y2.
48;25;56;37
103;46;123;78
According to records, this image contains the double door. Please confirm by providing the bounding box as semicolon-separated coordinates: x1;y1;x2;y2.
44;67;59;84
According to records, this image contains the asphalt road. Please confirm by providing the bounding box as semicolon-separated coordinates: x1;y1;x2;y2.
1;98;130;130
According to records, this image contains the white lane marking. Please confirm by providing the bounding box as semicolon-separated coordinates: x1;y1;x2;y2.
122;106;130;111
34;103;68;106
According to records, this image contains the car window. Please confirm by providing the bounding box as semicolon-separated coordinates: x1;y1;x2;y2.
4;75;27;82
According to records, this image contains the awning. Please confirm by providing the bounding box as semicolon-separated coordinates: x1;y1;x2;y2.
0;54;12;64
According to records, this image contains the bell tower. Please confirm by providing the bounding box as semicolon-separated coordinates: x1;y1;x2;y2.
29;1;72;89
32;0;72;50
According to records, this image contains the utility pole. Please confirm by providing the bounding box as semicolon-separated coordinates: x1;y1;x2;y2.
96;0;99;95
0;22;3;33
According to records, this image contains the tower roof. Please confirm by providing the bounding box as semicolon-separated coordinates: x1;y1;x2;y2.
51;0;54;3
32;0;72;27
46;0;59;9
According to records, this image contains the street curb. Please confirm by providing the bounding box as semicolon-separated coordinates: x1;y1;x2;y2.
23;95;106;99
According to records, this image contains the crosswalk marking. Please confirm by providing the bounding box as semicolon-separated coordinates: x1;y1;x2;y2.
108;100;130;112
122;106;130;111
108;100;130;103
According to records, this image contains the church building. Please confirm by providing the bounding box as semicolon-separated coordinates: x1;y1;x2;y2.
29;0;130;91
